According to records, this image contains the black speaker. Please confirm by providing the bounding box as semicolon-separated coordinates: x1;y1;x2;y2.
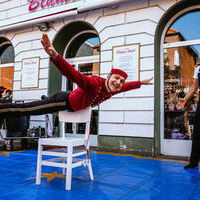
6;116;29;137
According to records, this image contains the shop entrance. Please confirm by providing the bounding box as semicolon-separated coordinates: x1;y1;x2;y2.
160;9;200;156
161;39;200;156
154;2;200;157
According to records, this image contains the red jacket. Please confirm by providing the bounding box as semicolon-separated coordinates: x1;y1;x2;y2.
51;54;141;111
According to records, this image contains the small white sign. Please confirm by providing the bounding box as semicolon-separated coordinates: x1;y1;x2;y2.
21;57;40;88
112;44;140;82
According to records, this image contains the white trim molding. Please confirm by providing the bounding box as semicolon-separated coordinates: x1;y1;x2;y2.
0;63;14;68
160;5;200;156
0;0;132;32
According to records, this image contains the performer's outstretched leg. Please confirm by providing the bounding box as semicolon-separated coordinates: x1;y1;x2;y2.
0;91;73;118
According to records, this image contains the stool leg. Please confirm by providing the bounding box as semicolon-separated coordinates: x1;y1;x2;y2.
36;143;43;185
86;149;93;180
66;145;72;190
62;160;65;175
88;160;94;180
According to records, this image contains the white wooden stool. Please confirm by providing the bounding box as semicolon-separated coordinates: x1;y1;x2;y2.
36;107;94;190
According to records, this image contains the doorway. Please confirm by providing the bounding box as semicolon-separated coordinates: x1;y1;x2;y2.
161;11;200;156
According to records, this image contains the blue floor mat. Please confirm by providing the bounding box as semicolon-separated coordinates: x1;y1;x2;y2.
0;150;199;200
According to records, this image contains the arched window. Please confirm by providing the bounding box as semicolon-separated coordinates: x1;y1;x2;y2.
65;34;100;58
0;37;14;102
64;31;100;139
0;37;14;64
160;8;200;156
51;22;100;146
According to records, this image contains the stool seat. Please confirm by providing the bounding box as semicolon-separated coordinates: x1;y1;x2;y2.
36;107;93;190
38;137;85;146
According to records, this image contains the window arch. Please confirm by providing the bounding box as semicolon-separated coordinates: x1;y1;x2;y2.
0;37;14;64
64;30;100;58
63;28;100;137
48;21;100;145
154;1;200;155
0;37;14;102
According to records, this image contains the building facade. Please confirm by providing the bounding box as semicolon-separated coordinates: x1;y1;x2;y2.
0;0;200;157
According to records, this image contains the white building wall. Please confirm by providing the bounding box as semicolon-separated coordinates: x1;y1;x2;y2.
0;20;51;128
0;0;82;28
84;0;178;138
0;0;178;132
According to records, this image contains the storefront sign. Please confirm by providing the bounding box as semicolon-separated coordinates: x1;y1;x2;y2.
27;0;70;12
112;44;140;82
21;57;40;88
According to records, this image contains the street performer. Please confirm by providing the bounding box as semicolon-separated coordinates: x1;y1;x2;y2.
0;33;153;118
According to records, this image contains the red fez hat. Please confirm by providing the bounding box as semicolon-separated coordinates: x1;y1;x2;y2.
111;68;128;79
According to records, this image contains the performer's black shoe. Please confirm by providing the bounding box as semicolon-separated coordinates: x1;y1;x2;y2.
184;163;198;169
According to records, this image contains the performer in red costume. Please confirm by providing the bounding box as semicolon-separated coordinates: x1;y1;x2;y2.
0;34;153;117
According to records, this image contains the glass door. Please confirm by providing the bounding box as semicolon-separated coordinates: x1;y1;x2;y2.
161;41;200;156
160;11;200;156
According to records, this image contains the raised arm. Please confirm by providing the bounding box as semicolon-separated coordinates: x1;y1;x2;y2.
120;77;153;92
41;33;94;90
41;33;58;60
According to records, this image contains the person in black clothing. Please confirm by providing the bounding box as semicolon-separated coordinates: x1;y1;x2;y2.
0;86;6;98
176;65;200;169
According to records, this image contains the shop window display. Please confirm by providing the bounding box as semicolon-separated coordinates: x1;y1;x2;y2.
0;37;14;139
164;29;199;140
0;38;14;64
0;38;14;103
0;67;14;103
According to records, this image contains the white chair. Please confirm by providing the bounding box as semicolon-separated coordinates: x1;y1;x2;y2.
36;107;94;190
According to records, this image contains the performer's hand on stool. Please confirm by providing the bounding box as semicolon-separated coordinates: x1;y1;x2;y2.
41;33;58;60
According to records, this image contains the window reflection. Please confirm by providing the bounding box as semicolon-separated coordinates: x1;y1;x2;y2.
76;38;100;57
0;67;14;103
164;28;199;140
66;36;100;58
79;63;99;76
0;37;14;103
166;11;200;42
0;38;14;64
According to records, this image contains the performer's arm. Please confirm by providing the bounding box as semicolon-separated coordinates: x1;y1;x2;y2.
41;33;94;90
41;33;58;60
50;54;94;90
120;77;153;92
120;81;142;92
